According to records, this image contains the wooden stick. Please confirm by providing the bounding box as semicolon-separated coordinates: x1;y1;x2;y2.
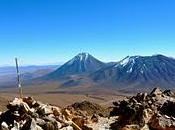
71;121;82;130
15;58;23;99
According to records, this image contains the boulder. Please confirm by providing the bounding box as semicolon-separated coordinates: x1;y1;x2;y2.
149;113;175;130
150;87;162;96
72;117;86;128
1;122;9;130
52;107;61;117
60;125;73;130
37;105;53;116
110;88;175;130
91;114;98;123
163;90;174;97
23;97;36;108
159;101;175;117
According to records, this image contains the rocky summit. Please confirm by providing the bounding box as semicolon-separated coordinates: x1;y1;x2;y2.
0;88;175;130
0;97;111;130
110;87;175;130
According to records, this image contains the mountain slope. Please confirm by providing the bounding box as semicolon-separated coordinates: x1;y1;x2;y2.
90;54;175;91
42;53;105;80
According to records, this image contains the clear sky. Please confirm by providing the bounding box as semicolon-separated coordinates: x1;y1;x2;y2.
0;0;175;66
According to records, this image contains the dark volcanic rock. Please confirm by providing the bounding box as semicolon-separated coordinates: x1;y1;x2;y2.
0;97;99;130
159;101;175;117
110;87;175;130
1;88;175;130
149;113;175;130
163;89;175;97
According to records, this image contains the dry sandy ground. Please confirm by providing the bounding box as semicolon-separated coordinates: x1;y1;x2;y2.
0;92;126;110
0;91;126;111
0;82;127;111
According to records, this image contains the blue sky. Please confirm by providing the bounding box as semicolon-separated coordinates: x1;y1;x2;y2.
0;0;175;66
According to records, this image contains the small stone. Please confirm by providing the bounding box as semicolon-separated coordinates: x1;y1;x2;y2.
150;87;162;96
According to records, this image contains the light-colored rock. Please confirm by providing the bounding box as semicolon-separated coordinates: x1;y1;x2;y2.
1;122;9;130
150;113;175;130
60;125;74;130
141;124;150;130
150;87;162;96
38;104;53;115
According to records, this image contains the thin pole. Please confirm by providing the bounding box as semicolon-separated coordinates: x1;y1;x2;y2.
15;58;23;99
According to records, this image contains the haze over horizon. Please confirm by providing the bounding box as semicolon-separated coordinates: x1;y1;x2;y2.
0;0;175;65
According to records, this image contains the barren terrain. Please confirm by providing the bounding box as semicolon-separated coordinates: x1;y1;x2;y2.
0;82;127;111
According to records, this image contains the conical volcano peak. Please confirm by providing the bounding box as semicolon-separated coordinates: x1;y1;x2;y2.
77;52;90;56
67;52;92;65
75;52;90;61
43;52;105;78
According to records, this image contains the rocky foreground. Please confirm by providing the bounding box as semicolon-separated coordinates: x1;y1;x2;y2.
0;88;175;130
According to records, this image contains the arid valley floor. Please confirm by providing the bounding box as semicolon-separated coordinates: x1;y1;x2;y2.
0;83;126;111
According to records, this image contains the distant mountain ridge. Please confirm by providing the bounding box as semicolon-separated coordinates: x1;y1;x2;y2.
36;53;175;93
1;53;175;93
0;65;58;76
90;54;175;91
0;65;59;88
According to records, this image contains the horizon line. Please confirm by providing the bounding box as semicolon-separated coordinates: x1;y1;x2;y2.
0;53;174;67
